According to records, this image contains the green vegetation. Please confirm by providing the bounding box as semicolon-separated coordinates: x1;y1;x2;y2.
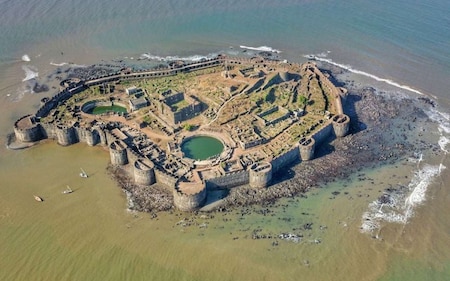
171;100;189;112
42;61;337;169
299;95;308;106
141;67;222;97
142;115;152;124
183;123;194;131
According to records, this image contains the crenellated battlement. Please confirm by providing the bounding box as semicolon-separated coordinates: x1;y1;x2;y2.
10;55;351;212
249;162;273;188
134;159;156;186
173;181;207;211
14;115;43;143
332;114;350;137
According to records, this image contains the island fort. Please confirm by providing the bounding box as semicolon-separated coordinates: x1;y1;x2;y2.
12;55;350;211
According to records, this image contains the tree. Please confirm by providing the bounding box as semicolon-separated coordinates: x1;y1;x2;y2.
299;95;308;106
183;123;193;131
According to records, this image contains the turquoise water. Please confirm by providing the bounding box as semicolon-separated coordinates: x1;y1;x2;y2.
1;1;449;99
181;136;223;160
1;1;450;280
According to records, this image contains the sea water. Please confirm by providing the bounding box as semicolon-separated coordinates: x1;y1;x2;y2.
1;1;450;280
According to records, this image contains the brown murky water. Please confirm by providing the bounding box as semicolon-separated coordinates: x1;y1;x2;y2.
1;56;450;281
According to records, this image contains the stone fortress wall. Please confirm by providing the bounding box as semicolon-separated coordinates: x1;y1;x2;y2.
173;182;207;212
205;170;250;189
249;162;273;189
134;159;156;186
12;55;350;211
270;146;301;174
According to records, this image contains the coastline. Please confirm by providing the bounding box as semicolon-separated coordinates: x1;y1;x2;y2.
221;75;438;209
10;55;353;212
1;1;449;279
102;62;440;216
5;54;443;227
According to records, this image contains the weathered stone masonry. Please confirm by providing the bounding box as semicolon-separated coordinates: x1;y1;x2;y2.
12;55;350;211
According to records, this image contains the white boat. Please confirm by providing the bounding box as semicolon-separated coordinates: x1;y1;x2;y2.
34;195;43;202
63;185;73;194
80;168;88;178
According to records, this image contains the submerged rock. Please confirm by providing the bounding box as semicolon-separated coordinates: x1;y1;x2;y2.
32;83;49;93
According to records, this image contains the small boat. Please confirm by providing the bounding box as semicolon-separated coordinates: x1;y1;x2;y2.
80;168;88;178
34;195;43;202
62;185;73;194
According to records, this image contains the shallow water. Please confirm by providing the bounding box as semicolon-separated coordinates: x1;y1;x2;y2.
1;141;448;280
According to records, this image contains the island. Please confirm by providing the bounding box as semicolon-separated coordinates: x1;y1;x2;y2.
10;55;350;212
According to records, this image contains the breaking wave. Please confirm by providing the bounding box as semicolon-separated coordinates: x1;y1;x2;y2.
239;45;281;53
50;61;86;68
139;53;217;62
303;53;425;96
438;137;450;153
21;65;39;82
50;61;68;66
360;94;450;234
21;54;31;62
425;108;450;153
361;164;444;234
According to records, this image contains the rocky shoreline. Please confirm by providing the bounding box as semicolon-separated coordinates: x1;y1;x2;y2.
222;86;439;207
107;165;174;212
107;63;440;213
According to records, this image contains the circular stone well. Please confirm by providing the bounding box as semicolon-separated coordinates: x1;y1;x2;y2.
181;136;224;160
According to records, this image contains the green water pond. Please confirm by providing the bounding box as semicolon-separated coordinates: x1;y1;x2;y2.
87;105;127;115
181;136;224;160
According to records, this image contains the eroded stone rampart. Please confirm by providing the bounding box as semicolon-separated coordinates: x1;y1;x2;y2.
11;55;350;211
206;170;250;189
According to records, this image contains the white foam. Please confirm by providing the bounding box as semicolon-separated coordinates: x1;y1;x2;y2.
405;166;441;206
303;54;426;96
50;61;86;68
70;63;87;68
408;152;423;164
50;61;68;66
438;136;450;153
439;111;450;121
315;51;331;58
21;54;31;62
438;120;450;135
239;45;281;53
425;108;450;153
139;53;215;62
361;164;442;233
21;65;39;82
426;108;450;133
439;163;445;174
